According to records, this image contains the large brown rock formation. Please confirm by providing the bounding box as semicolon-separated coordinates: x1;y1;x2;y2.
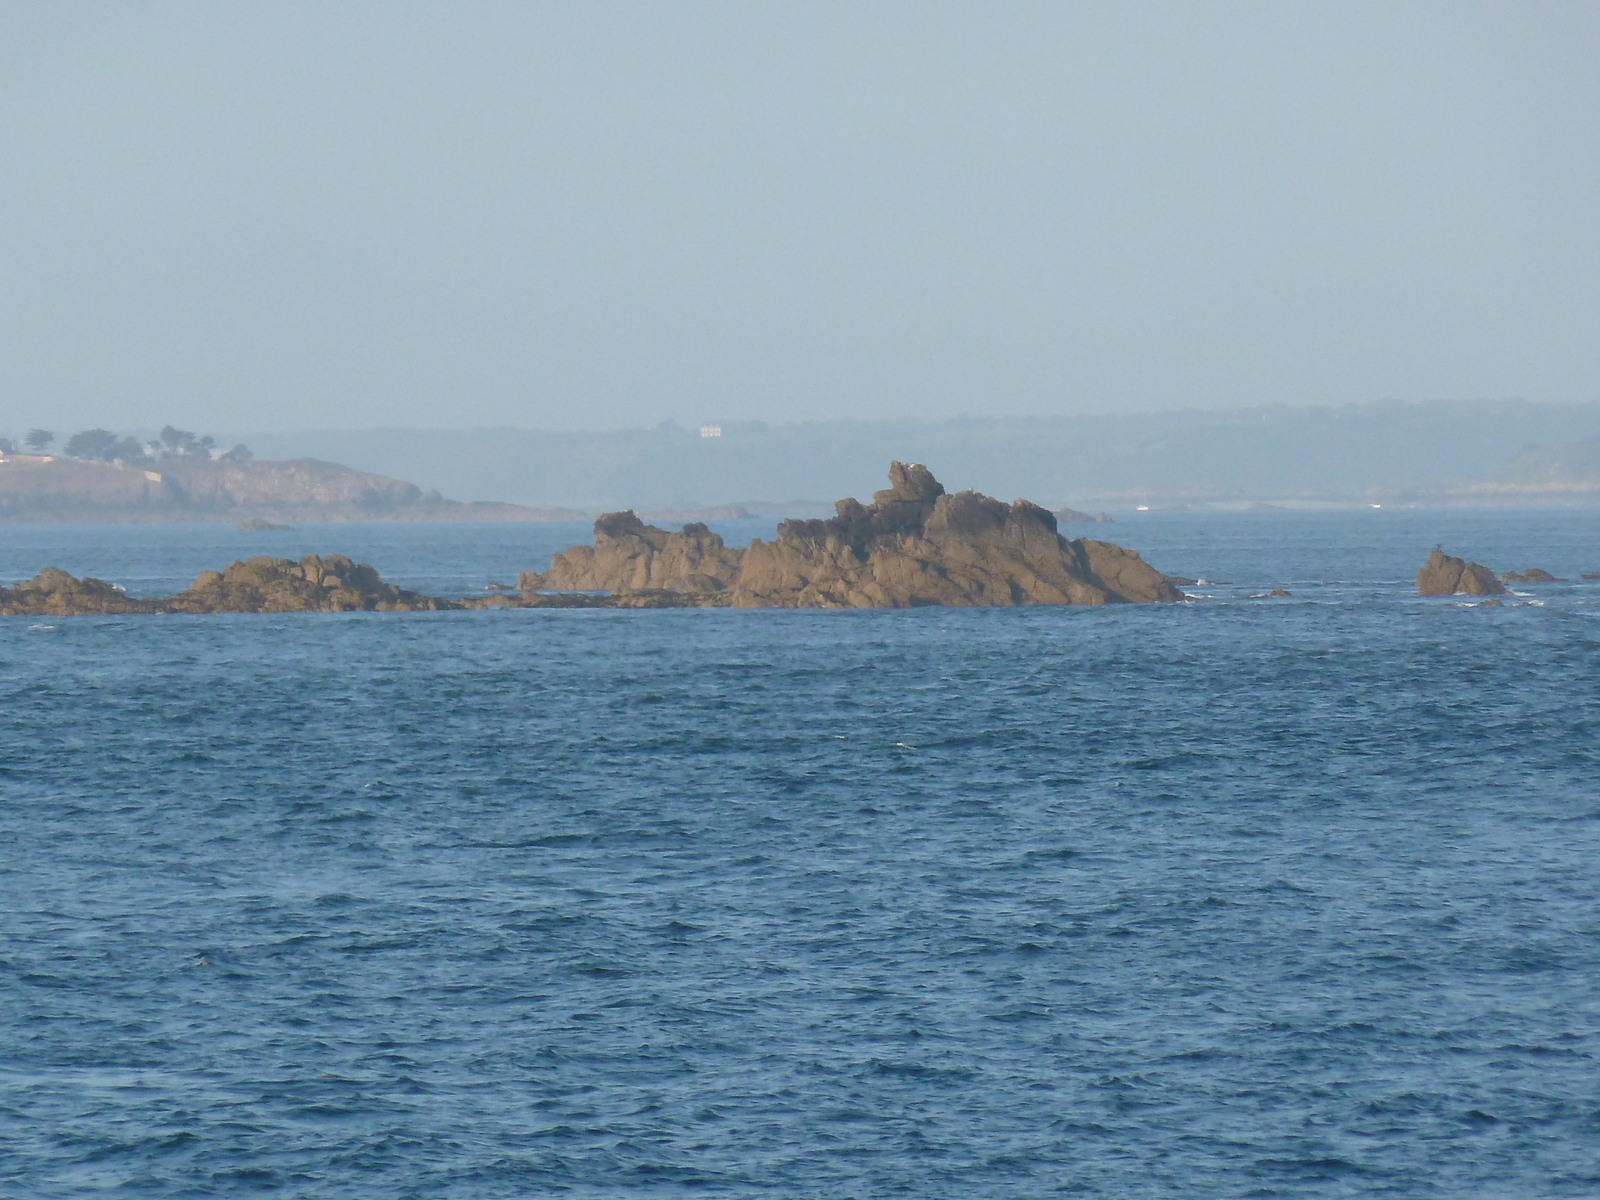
524;462;1183;608
1416;547;1507;597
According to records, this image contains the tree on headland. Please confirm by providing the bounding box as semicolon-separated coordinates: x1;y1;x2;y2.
63;429;148;463
57;425;236;464
24;429;53;453
63;429;120;460
157;426;215;458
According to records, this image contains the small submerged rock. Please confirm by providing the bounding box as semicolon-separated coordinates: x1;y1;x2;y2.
1499;568;1561;583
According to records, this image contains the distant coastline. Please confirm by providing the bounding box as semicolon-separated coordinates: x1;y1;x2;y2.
0;454;588;525
12;402;1600;523
234;400;1600;513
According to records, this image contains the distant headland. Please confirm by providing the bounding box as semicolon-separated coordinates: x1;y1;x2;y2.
0;425;582;524
232;400;1600;513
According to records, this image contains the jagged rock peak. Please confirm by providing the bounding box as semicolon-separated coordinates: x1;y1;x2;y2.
594;510;653;541
876;461;945;506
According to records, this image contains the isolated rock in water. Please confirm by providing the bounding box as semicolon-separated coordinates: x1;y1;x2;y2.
1416;547;1507;596
523;513;745;594
529;463;1183;608
0;568;153;615
1499;568;1560;584
166;554;450;613
0;555;459;617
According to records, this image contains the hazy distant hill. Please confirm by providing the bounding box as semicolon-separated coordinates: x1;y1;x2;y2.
0;455;582;523
1485;435;1600;490
241;400;1600;510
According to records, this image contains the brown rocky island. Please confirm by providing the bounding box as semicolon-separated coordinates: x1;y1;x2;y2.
521;462;1184;607
1415;547;1507;597
0;555;451;616
1;465;1186;616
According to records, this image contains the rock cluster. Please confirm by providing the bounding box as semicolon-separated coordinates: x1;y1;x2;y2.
0;555;450;616
1416;547;1507;597
523;462;1183;608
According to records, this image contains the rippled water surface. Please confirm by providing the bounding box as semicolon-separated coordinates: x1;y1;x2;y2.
3;512;1599;1197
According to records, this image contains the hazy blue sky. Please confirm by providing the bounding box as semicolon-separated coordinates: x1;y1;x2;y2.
2;1;1596;433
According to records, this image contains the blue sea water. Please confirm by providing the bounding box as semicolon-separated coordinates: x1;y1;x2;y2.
2;510;1599;1197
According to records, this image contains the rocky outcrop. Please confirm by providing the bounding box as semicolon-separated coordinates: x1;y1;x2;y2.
1416;547;1507;596
524;462;1183;608
0;555;453;616
523;512;744;593
0;568;156;615
166;555;450;612
1499;568;1560;584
